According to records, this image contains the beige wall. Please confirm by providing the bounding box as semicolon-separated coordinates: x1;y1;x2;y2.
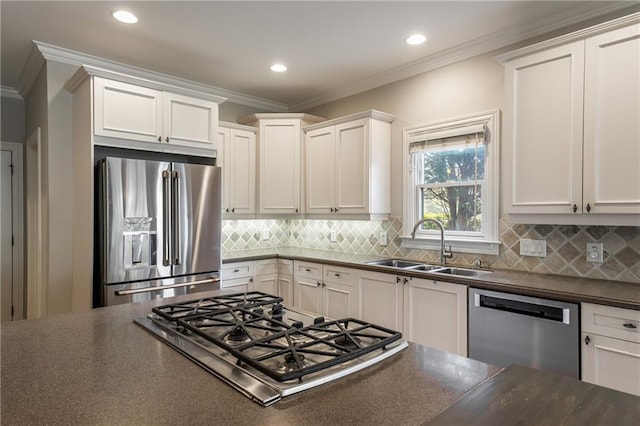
304;52;505;218
1;96;25;143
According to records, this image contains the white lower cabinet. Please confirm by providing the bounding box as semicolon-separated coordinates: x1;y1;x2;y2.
293;261;359;319
253;259;278;295
581;303;640;396
358;270;467;356
277;259;294;307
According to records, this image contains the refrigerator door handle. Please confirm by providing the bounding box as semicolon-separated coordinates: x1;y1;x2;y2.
162;170;172;266
172;170;181;265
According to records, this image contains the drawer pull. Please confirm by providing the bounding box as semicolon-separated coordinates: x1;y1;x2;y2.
233;269;240;273
623;322;637;329
334;273;340;277
305;268;311;272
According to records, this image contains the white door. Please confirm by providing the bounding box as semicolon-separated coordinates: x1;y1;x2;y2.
323;281;356;319
294;276;322;315
254;274;278;295
336;119;369;214
259;119;301;214
582;333;640;396
358;271;403;331
505;41;585;214
163;92;218;150
1;149;13;321
93;77;163;143
403;278;467;356
277;274;293;306
227;129;256;214
1;143;23;322
583;24;640;214
305;126;336;214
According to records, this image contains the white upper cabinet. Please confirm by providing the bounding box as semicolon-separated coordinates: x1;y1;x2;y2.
218;122;257;216
500;15;640;225
304;111;395;219
93;77;220;153
162;92;219;150
239;113;325;215
583;24;640;215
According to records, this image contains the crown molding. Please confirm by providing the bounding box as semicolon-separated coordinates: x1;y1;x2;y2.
1;86;23;100
19;41;288;112
497;11;640;63
290;3;636;111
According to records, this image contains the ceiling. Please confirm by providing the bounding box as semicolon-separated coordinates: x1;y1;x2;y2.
1;1;636;110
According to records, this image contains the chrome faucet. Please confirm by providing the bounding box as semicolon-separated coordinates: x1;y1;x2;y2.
410;218;453;265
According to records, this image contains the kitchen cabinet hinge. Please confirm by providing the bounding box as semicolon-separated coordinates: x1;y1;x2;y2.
9;163;14;176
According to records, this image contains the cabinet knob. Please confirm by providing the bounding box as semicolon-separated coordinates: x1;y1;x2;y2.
335;207;339;213
226;208;230;212
396;276;401;284
330;208;334;213
572;204;578;213
165;137;169;143
586;203;591;213
249;278;253;283
295;208;299;213
158;136;162;142
585;335;590;345
231;208;235;213
317;281;321;287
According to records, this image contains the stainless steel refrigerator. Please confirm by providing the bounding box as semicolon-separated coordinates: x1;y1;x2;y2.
96;157;222;306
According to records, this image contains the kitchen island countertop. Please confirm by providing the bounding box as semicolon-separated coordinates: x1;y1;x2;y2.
3;290;640;425
1;290;499;425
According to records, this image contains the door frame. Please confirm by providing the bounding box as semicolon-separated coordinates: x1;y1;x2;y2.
1;141;25;320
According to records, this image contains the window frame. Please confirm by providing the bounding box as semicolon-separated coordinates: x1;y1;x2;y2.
402;109;501;255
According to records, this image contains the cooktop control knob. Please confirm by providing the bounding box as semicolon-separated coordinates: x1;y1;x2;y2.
271;304;283;315
314;316;325;325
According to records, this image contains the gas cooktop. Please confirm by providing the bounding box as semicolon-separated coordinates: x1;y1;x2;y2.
135;291;408;406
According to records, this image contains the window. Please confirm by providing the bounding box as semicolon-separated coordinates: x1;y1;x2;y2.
402;110;500;255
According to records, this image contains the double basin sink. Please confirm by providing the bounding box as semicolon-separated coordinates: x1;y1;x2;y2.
365;259;492;277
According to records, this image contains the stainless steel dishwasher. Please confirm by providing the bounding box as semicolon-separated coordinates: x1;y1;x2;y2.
468;288;579;378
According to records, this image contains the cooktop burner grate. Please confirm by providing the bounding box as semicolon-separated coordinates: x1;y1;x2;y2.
152;291;283;321
177;306;403;382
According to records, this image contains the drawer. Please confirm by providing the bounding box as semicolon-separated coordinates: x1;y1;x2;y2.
254;259;277;276
582;303;640;343
221;277;252;292
323;265;358;287
294;261;323;280
221;261;254;280
277;259;293;275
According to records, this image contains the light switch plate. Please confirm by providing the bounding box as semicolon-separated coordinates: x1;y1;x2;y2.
379;232;388;246
330;230;337;242
261;229;270;240
586;242;603;263
519;238;547;257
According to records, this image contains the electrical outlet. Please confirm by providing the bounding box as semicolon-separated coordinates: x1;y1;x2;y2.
379;232;388;246
586;242;603;263
261;229;270;240
330;230;337;242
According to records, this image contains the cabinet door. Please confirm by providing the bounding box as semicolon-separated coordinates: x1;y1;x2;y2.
259;119;301;214
322;265;359;319
505;41;585;214
254;273;278;296
278;273;294;307
583;24;640;214
403;278;467;356
305;126;336;214
226;129;256;214
294;276;323;315
582;333;640;396
94;77;163;143
335;119;369;214
217;128;230;212
162;92;218;150
357;271;403;331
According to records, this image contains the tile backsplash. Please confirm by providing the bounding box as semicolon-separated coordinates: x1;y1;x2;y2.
223;218;640;284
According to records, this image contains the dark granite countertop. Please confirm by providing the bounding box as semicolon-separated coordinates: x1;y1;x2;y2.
427;364;640;425
0;290;500;425
223;248;640;310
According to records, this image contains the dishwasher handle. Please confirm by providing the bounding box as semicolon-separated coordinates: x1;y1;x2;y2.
475;293;571;324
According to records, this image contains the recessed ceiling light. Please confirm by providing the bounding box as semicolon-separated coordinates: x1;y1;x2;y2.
406;34;426;45
270;63;287;72
112;10;138;24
